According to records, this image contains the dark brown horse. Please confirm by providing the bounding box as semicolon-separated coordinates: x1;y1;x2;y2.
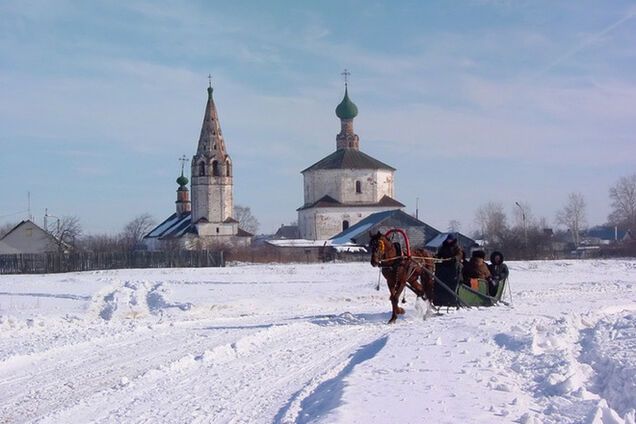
369;231;436;324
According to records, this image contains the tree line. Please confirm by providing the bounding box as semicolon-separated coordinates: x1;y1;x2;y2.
468;173;635;259
0;205;260;253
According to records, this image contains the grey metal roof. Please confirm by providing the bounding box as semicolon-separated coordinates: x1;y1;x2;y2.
297;195;404;211
330;210;440;246
144;213;194;240
425;232;477;252
301;149;395;173
144;212;254;239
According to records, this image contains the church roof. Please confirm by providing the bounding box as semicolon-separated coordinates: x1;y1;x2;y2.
301;149;395;173
195;85;227;159
144;212;195;240
144;212;255;240
297;194;404;211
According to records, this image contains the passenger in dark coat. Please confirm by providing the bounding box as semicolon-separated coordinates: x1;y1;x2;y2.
437;233;463;264
462;250;492;282
489;251;509;282
488;251;509;296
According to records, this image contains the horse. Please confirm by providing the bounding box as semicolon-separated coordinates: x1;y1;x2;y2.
368;231;436;324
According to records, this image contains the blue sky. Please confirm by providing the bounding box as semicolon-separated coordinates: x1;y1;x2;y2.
1;1;635;235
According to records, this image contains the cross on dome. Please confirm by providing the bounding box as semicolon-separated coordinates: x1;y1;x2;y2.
341;68;351;86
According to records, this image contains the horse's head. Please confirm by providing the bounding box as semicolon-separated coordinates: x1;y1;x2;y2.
368;231;391;267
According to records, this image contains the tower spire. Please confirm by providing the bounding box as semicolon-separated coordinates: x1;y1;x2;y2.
335;69;359;150
176;155;191;216
196;80;226;156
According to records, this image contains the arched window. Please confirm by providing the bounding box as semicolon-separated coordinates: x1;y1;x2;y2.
226;161;232;177
198;162;205;176
212;161;220;176
342;220;350;231
355;181;362;194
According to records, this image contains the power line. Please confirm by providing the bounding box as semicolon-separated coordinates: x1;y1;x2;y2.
0;210;29;219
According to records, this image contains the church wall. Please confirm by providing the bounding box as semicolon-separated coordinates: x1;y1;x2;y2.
303;169;395;205
191;176;233;223
299;205;402;240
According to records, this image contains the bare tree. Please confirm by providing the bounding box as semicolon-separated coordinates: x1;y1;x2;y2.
608;173;636;230
234;205;259;234
51;216;82;249
78;233;123;252
556;193;586;246
121;213;156;250
0;222;17;238
512;202;535;230
447;220;461;233
474;202;507;245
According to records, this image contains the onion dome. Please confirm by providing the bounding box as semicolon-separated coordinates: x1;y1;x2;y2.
335;87;358;119
177;174;189;186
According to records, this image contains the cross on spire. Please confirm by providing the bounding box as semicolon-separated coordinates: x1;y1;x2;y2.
341;68;350;87
179;155;188;176
208;73;212;88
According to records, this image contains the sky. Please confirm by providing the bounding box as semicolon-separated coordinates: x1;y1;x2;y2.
1;0;635;236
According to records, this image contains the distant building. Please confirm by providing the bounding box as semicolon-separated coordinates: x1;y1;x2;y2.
144;83;252;251
298;82;403;240
273;224;301;240
0;220;69;254
581;226;631;246
330;209;476;252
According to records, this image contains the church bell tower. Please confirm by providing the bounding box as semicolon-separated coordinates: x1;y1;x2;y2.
190;79;234;226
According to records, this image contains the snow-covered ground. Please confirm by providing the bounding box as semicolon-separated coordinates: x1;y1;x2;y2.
0;259;635;423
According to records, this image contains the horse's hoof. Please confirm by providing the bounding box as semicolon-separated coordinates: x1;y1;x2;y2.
397;307;405;315
388;316;397;324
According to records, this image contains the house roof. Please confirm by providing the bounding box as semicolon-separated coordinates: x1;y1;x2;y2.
297;195;404;211
425;232;478;251
0;220;70;253
583;226;629;241
274;225;301;239
330;209;440;245
301;148;395;173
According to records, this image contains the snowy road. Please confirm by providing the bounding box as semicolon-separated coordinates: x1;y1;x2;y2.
0;260;635;423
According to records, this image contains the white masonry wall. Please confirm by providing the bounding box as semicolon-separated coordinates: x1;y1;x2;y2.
298;204;401;240
191;175;233;224
303;169;394;205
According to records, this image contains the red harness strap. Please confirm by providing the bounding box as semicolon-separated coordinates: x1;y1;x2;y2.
384;228;411;258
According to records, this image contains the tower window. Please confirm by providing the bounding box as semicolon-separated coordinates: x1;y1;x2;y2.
198;162;205;176
216;227;220;233
212;161;220;176
355;181;362;194
226;161;232;177
342;220;350;231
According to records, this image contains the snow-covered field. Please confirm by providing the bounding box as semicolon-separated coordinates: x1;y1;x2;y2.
1;260;635;424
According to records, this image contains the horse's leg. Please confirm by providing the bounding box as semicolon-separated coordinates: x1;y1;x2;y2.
394;268;407;316
384;271;399;324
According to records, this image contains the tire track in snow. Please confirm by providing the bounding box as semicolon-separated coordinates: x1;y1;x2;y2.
275;334;389;424
40;317;389;424
0;322;264;423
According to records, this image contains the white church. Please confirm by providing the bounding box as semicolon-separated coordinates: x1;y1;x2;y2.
297;82;404;240
144;83;252;250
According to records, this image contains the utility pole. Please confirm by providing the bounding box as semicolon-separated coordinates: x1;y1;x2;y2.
515;201;528;248
415;197;419;220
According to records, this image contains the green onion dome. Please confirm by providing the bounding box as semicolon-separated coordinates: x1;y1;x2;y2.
176;174;189;186
335;87;358;119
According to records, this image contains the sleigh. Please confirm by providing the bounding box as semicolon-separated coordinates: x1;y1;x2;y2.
433;263;508;307
378;228;508;309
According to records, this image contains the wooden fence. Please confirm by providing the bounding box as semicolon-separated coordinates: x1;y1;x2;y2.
0;250;225;274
